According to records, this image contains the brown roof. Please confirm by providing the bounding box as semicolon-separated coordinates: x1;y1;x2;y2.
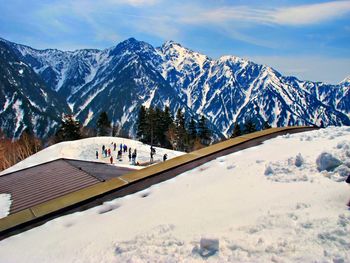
0;159;135;214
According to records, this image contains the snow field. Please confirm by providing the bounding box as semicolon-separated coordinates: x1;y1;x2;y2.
0;136;184;175
0;127;349;262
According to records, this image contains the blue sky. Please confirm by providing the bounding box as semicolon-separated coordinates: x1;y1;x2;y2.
0;0;349;84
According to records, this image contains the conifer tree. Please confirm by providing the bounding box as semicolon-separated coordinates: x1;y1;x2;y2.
243;119;257;134
55;115;81;142
263;121;272;130
112;125;119;137
162;108;174;148
174;108;188;151
188;117;197;141
198;115;211;145
165;122;177;150
231;122;242;138
153;107;163;145
146;107;157;145
136;106;148;141
157;106;173;147
97;112;111;136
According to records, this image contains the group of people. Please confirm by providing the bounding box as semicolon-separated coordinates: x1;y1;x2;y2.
95;142;137;165
95;142;169;165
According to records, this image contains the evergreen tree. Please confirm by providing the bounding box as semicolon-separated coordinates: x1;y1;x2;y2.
174;108;188;151
97;112;111;136
153;107;163;145
136;106;147;141
154;106;173;148
230;122;242;138
263;121;272;130
112;125;119;137
55;115;81;142
162;106;174;147
188;117;197;141
146;107;157;145
165;122;177;150
198;115;211;145
243;119;257;134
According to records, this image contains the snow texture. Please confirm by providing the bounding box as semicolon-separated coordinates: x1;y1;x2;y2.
0;194;12;219
0;127;350;262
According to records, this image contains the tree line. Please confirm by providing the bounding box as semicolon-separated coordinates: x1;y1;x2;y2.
230;120;271;138
136;106;211;152
0;108;272;171
53;112;116;143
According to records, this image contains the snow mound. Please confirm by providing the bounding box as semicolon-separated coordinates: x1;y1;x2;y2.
0;194;12;219
0;136;185;175
316;152;342;172
264;158;308;183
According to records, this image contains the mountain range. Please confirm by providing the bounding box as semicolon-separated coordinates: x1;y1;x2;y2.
0;37;349;140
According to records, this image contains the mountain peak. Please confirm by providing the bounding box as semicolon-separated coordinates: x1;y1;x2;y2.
116;37;143;48
124;37;138;43
340;75;350;85
110;37;155;56
162;40;182;48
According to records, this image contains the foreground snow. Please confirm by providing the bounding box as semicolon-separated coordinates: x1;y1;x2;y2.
0;137;184;175
0;127;350;262
0;194;11;219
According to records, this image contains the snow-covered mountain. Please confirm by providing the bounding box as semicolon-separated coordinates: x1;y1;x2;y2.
158;41;349;135
0;37;349;139
0;40;69;138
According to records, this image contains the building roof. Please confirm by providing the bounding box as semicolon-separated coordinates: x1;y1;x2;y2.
0;159;135;214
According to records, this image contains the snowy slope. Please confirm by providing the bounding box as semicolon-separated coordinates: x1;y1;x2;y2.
159;42;350;135
0;127;349;262
2;38;112;99
0;136;185;175
68;38;191;135
0;40;69;138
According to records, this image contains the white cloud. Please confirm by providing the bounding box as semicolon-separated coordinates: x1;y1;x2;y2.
21;0;350;53
180;1;350;26
272;1;350;25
